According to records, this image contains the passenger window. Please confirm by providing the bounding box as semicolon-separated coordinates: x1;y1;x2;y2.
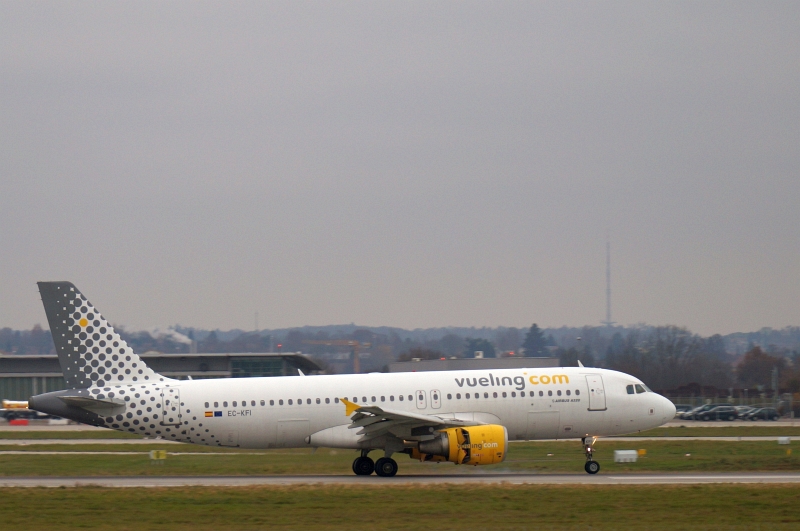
214;402;218;408
325;398;330;404
279;400;284;405
418;393;423;401
626;385;635;394
334;398;340;403
557;390;562;396
502;392;507;398
223;401;228;407
399;395;404;401
520;391;525;397
269;400;274;406
408;395;413;401
381;396;385;402
260;400;265;406
511;392;516;398
547;391;552;397
456;393;461;399
363;397;367;403
466;393;470;399
575;390;580;396
233;401;237;407
475;393;480;399
307;399;311;404
288;399;293;405
204;402;209;408
447;394;452;400
316;398;321;404
493;392;497;398
539;391;543;397
635;384;646;394
566;390;571;396
390;396;395;401
483;392;488;398
251;400;256;406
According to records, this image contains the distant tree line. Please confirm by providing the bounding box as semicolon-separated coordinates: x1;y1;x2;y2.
3;323;799;392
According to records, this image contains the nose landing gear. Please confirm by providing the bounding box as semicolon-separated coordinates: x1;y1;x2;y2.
582;436;600;474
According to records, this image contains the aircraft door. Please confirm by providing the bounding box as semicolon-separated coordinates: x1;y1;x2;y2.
416;390;427;409
430;389;441;409
160;388;181;425
586;374;607;411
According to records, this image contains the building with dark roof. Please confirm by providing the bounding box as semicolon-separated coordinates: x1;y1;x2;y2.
0;353;322;400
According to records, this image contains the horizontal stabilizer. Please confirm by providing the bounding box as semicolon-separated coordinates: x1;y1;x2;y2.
58;395;126;413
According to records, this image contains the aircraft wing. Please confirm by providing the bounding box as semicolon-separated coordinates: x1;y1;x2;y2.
341;398;479;443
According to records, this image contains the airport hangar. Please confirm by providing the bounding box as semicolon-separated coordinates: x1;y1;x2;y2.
0;352;323;401
0;353;559;401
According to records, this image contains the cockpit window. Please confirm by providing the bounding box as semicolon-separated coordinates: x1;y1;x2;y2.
626;385;635;394
635;384;646;394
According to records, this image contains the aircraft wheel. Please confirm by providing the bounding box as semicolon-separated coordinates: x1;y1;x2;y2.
584;461;600;474
352;456;375;476
375;457;398;477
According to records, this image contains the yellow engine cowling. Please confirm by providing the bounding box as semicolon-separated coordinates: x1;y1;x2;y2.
410;424;508;466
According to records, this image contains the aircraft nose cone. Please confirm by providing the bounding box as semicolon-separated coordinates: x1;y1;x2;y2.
662;395;676;420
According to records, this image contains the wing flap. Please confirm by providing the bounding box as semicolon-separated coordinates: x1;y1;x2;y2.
340;398;480;443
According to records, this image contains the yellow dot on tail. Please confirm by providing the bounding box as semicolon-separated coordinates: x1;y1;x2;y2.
79;318;88;327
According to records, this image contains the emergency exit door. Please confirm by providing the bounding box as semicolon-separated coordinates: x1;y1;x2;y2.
416;390;427;409
160;388;181;425
430;389;441;409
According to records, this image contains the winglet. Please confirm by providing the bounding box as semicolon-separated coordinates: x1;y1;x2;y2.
578;360;584;367
341;398;360;416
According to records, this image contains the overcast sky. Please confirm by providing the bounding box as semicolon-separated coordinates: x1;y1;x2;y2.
2;2;799;335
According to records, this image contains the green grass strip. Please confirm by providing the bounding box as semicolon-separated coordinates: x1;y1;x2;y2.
0;484;798;530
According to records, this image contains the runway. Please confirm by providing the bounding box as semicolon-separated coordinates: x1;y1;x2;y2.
0;435;791;446
1;472;799;488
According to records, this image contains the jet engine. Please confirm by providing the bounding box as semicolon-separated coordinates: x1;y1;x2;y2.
408;424;507;465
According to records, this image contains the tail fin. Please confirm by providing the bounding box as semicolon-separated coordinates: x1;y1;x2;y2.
37;282;165;389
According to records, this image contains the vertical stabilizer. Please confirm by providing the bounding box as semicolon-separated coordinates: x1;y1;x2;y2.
37;282;165;389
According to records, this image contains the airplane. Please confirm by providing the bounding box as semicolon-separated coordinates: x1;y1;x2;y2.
28;282;676;477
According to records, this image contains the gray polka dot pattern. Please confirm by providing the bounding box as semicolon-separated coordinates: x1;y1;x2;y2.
38;282;164;388
38;282;210;444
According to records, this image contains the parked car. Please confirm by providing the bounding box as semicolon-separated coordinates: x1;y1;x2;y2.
734;406;755;418
674;404;693;415
696;405;737;421
743;407;780;421
680;403;729;420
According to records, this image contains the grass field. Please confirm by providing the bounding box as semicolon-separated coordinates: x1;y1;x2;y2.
0;439;796;476
0;484;797;530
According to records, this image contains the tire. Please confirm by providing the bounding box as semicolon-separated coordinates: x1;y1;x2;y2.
352;456;375;476
701;415;710;421
375;457;398;477
585;461;600;474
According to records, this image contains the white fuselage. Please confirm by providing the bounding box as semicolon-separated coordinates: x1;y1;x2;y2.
143;367;674;449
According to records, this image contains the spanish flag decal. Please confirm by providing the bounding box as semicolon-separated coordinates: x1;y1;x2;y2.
204;411;213;417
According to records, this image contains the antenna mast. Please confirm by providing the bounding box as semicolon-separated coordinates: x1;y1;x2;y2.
602;237;615;327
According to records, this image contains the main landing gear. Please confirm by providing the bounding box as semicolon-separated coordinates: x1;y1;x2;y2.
582;436;600;475
352;450;398;477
